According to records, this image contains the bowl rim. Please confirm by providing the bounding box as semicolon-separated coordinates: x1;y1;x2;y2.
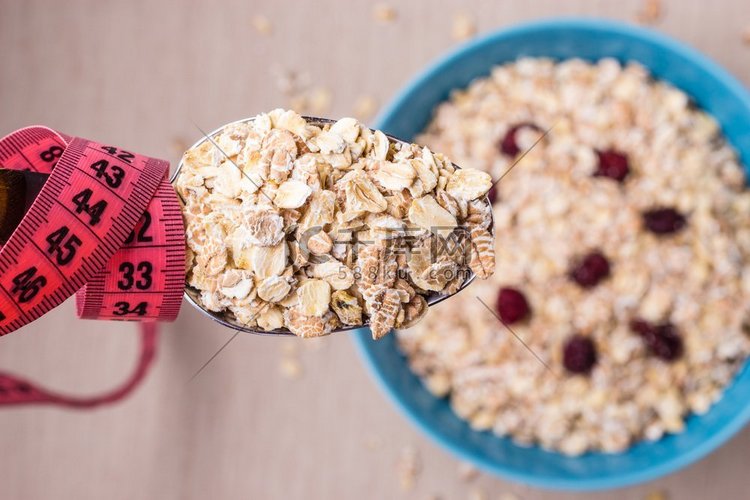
353;17;750;491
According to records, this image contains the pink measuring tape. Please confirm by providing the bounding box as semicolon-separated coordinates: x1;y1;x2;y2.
0;126;185;408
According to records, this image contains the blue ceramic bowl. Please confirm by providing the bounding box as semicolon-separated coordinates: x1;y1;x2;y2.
353;19;750;491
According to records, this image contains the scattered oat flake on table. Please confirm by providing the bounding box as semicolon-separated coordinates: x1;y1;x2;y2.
276;80;331;115
468;487;487;500
457;461;478;482
279;335;300;364
309;86;332;115
397;445;421;491
281;338;297;354
170;137;190;156
353;95;379;121
251;15;273;35
271;67;311;97
278;356;302;379
373;3;397;23
636;0;663;24
645;491;668;500
452;12;477;41
287;94;310;114
743;25;750;45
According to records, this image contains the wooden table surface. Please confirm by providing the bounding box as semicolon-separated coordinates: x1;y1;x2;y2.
1;1;749;499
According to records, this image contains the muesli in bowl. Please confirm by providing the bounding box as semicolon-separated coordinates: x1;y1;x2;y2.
397;57;750;455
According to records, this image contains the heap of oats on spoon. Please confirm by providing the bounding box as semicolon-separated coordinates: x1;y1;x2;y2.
174;109;495;338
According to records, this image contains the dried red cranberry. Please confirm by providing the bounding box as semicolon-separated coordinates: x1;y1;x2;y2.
495;287;530;324
594;149;630;182
563;335;597;374
629;318;684;362
499;123;541;156
648;325;683;361
643;208;687;235
569;251;610;288
629;318;653;337
487;184;497;205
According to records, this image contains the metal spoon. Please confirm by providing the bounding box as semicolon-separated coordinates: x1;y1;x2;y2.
171;116;493;336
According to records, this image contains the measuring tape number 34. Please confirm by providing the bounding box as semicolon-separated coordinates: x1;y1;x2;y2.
0;125;185;407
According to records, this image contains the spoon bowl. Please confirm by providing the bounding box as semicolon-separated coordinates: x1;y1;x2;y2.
171;115;492;336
